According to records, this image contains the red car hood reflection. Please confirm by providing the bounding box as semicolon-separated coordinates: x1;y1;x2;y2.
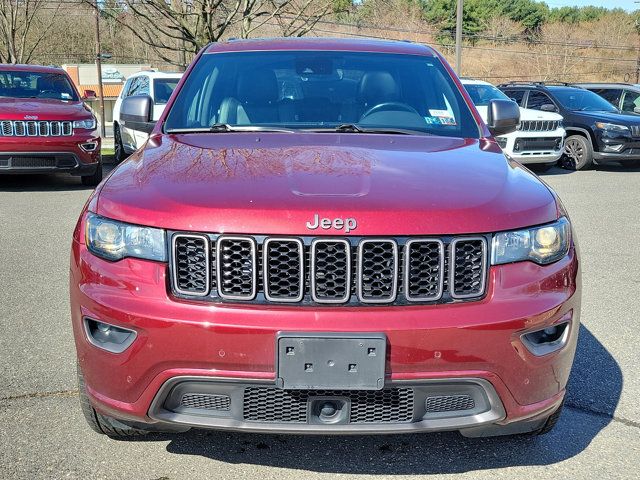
96;133;558;235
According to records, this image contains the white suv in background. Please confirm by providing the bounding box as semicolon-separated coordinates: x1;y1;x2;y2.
462;79;565;171
112;71;182;162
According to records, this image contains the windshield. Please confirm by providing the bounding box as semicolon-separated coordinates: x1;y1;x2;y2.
551;88;617;112
164;51;480;138
463;83;510;106
0;71;78;101
154;78;180;105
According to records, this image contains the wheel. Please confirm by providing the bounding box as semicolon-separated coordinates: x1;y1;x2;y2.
533;400;564;436
561;135;593;170
77;365;148;438
114;124;127;164
81;162;103;187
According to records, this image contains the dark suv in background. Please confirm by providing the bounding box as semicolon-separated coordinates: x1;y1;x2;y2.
499;82;640;170
575;83;640;116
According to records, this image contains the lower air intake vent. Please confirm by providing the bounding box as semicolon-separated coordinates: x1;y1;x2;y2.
425;394;475;413
180;393;231;411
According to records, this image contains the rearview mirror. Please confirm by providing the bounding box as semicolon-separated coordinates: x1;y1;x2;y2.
540;103;557;112
83;89;97;100
120;95;155;134
486;99;520;137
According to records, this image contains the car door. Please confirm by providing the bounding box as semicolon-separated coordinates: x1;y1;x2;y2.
119;76;141;152
525;91;558;112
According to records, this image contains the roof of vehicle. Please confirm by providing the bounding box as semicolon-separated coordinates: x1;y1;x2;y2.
573;82;640;90
460;78;494;86
127;70;183;79
205;37;437;57
0;64;66;74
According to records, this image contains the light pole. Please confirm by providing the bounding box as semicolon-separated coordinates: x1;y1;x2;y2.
455;0;464;75
94;0;107;138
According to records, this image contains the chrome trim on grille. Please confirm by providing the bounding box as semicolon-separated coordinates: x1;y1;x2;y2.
449;237;488;300
404;238;445;302
263;237;304;303
216;235;257;300
171;234;211;297
356;239;398;304
0;120;73;137
310;238;351;304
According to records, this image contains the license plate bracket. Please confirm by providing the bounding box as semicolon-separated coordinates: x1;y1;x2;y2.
276;333;386;390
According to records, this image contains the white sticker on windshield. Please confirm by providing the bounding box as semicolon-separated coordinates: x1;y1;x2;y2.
429;109;451;117
61;93;71;99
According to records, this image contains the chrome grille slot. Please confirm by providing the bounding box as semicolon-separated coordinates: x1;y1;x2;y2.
62;121;73;136
357;240;398;303
26;121;38;136
172;234;210;296
311;239;351;303
631;125;640;137
518;120;559;132
0;121;12;136
50;121;61;136
14;121;26;136
450;238;487;299
217;236;257;300
38;121;49;136
263;238;304;302
404;239;444;302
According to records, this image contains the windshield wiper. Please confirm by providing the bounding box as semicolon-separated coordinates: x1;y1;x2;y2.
166;124;297;134
312;124;429;135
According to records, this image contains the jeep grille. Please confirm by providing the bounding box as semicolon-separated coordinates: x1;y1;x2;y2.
517;120;560;132
170;233;488;306
0;120;73;137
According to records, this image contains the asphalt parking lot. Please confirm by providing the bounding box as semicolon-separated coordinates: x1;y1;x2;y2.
0;163;639;479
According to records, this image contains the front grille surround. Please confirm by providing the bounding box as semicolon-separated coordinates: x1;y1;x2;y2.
404;238;445;302
0;119;73;137
517;120;561;132
172;234;210;296
169;233;490;306
263;237;304;303
216;235;257;300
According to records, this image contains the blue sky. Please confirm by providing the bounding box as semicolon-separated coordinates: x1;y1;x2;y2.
545;0;637;11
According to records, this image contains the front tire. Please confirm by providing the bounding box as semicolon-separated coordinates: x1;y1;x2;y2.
561;135;593;170
81;162;103;187
77;365;148;438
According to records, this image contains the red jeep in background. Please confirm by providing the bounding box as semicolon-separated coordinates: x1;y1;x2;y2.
0;64;102;186
71;38;580;439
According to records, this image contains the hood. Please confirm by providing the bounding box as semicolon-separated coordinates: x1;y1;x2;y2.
0;97;92;121
96;133;558;236
475;106;563;123
570;109;640;125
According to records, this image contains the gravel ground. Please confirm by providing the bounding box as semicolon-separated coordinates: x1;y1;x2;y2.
0;163;638;479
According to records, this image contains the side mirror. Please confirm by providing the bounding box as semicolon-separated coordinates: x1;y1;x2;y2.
540;103;557;112
83;89;97;100
120;95;155;134
486;99;520;137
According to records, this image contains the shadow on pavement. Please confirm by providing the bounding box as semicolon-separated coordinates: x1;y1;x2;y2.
139;325;621;474
0;161;116;192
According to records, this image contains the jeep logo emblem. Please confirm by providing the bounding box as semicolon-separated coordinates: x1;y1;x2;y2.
24;115;38;120
306;214;357;233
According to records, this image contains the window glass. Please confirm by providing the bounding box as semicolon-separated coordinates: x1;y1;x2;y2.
128;76;149;97
527;91;554;110
153;78;180;104
0;71;78;100
463;83;510;106
501;89;525;105
165;51;481;138
621;90;640;113
594;88;623;107
550;87;618;112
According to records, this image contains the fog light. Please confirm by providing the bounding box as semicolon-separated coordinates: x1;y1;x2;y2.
83;317;137;353
521;321;570;356
514;140;521;152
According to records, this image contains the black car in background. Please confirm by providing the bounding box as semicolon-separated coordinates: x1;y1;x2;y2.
574;83;640;116
498;82;640;170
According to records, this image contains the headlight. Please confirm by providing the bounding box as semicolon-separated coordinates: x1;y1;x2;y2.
73;117;96;130
86;213;166;262
491;217;571;265
595;122;629;134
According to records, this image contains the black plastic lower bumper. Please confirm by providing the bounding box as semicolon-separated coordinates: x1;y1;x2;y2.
0;152;98;175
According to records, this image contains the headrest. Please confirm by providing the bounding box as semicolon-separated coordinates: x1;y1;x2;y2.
358;71;399;104
237;68;279;104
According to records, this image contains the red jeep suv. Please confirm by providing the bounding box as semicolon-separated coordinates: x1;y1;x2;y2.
71;38;580;438
0;64;102;186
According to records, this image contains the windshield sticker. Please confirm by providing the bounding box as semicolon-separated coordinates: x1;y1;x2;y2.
428;109;457;126
61;93;71;100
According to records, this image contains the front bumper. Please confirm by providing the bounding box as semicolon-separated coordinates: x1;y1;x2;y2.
71;235;580;434
498;129;565;165
594;131;640;162
0;132;100;174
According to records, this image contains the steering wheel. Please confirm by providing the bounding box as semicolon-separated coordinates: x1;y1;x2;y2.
360;102;420;120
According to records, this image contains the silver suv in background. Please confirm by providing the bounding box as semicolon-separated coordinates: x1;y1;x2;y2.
575;83;640;116
112;71;182;162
